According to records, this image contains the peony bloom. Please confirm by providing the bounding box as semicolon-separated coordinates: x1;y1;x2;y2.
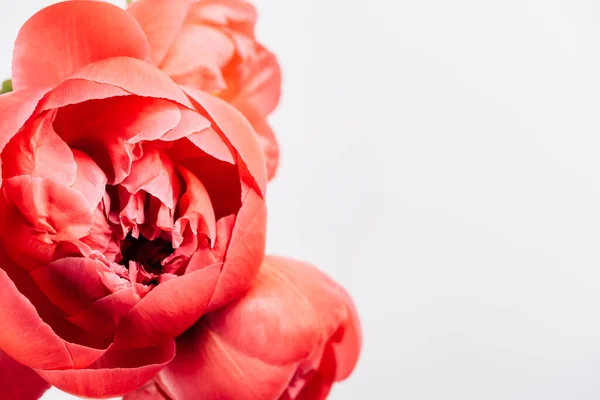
125;256;362;400
128;0;282;180
0;1;266;398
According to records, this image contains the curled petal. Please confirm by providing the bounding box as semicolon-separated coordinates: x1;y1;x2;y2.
122;146;180;210
113;263;221;349
72;150;109;209
182;86;267;195
174;165;216;246
0;351;50;400
2;111;76;186
69;57;193;108
13;1;150;91
29;258;116;316
0;88;47;186
36;341;176;399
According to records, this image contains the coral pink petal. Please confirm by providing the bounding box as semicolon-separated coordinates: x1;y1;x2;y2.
128;0;191;66
187;127;235;164
234;103;280;181
0;89;47;185
0;267;105;370
332;290;363;381
190;0;257;37
123;381;169;400
206;256;346;365
71;150;108;209
1;111;76;185
122;146;180;210
29;258;114;316
160;107;211;142
175;165;217;243
113;263;221;349
161;25;234;82
69;56;192;108
183;86;267;195
206;186;266;311
68;286;150;339
225;48;282;117
0;351;50;400
36;341;176;399
40;79;130;112
159;320;295;400
12;1;150;91
3;176;93;242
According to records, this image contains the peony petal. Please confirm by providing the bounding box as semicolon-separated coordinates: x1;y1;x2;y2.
0;88;47;186
189;0;257;38
182;86;267;195
174;165;216;245
12;1;150;91
40;79;131;112
161;25;234;92
234;102;280;181
170;141;241;220
36;341;176;399
69;57;193;108
207;256;346;365
29;258;116;316
160;107;211;142
206;185;266;311
0;267;105;370
123;381;169;400
1;110;76;186
68;286;150;340
159;320;295;400
113;263;221;349
0;351;50;400
71;150;108;209
222;47;282;117
128;0;191;67
187;127;235;164
122;146;180;210
2;176;93;242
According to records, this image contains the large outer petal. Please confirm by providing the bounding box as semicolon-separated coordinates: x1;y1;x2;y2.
0;351;50;400
206;185;266;311
12;1;150;91
157;256;362;399
128;0;191;67
36;342;175;399
0;262;106;370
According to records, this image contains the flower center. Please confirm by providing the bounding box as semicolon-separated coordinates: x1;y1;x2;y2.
118;233;174;275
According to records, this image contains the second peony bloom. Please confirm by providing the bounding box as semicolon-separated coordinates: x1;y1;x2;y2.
128;0;283;180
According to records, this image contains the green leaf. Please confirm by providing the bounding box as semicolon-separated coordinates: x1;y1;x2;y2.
1;79;12;94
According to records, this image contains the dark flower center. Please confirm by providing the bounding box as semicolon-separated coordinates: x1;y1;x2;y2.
119;233;174;274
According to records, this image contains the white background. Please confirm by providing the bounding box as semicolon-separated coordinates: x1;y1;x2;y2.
2;0;600;399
